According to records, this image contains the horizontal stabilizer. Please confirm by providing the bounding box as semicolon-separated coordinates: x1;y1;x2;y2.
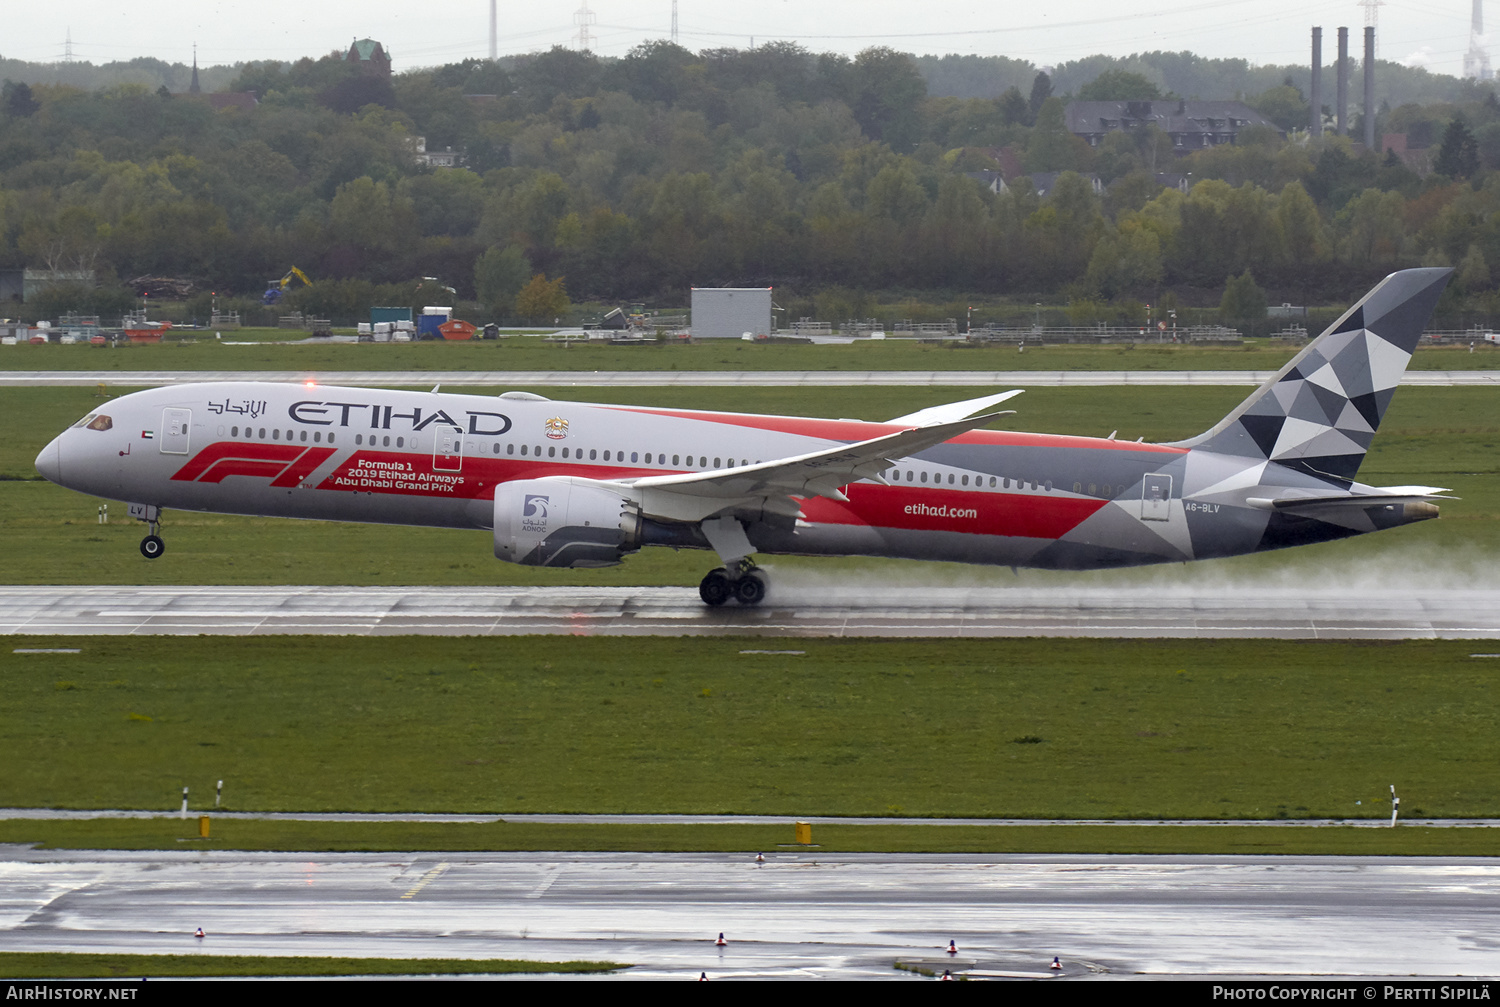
888;390;1024;426
1246;486;1453;511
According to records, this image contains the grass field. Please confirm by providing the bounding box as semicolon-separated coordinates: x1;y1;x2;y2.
0;952;620;978
2;818;1498;856
2;636;1497;820
3;384;1497;586
3;334;1498;373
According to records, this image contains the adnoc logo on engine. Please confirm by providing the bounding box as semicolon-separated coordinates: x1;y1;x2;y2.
521;494;550;534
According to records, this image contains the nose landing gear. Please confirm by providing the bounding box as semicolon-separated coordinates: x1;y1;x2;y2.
140;533;165;559
128;503;166;560
698;560;767;607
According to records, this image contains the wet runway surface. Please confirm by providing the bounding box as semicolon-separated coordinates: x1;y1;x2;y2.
4;585;1499;639
2;849;1496;979
5;369;1499;387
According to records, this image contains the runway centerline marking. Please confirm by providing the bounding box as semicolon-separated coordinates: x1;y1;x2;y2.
399;861;449;900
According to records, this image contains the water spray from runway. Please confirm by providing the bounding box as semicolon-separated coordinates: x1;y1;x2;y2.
760;543;1500;609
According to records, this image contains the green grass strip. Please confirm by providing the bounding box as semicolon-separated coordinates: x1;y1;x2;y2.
3;819;1499;857
4;335;1496;372
5;636;1500;820
0;952;621;978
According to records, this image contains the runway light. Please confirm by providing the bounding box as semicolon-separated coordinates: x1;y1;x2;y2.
1051;956;1062;970
755;852;764;863
194;927;204;938
947;939;958;955
941;969;953;981
305;380;316;388
715;932;727;947
699;972;708;981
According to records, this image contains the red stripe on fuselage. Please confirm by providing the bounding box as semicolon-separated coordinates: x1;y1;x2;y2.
171;442;306;482
316;451;676;498
313;452;1103;540
599;406;1189;454
270;447;336;487
198;458;295;482
804;484;1108;539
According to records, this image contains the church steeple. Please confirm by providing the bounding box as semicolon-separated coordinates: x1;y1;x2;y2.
189;44;201;93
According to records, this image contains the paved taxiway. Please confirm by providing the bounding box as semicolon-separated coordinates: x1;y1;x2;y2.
4;368;1499;387
2;849;1496;979
4;584;1499;638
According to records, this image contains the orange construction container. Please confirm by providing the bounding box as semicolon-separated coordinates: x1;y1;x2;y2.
438;319;476;341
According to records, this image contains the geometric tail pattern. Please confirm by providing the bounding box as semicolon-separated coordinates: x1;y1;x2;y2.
1172;267;1452;482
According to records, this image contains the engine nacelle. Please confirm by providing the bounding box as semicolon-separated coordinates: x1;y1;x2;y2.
493;477;643;568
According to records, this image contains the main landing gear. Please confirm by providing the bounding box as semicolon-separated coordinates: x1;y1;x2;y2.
699;560;768;607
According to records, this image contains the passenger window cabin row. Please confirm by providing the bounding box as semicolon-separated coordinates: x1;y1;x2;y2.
887;469;1053;493
223;425;1113;497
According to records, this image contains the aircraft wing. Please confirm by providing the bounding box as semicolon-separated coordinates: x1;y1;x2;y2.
887;390;1023;426
618;411;1009;518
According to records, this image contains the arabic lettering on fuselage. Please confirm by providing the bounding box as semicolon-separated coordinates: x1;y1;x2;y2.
206;399;268;418
287;400;512;436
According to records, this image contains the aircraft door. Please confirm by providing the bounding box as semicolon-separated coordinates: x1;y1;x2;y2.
160;408;191;455
1141;473;1172;521
434;426;463;472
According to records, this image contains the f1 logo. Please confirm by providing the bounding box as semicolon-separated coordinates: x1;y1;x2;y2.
523;494;550;519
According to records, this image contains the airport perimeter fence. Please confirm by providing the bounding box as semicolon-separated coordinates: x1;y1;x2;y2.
963;325;1247;345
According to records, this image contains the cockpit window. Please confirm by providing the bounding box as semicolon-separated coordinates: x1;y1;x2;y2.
74;414;112;431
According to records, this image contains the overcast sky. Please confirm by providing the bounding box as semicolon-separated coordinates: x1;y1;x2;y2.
1;1;1488;80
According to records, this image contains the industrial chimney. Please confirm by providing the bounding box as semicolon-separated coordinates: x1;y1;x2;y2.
1364;26;1376;149
1337;27;1349;136
1311;27;1323;137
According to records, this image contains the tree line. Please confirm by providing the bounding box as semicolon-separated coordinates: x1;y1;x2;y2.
1;42;1499;328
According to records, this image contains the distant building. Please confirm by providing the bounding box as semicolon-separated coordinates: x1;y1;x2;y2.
22;269;94;300
177;50;258;109
691;287;773;340
1029;172;1104;197
963;169;1008;194
1381;133;1433;176
1066;100;1282;152
346;38;392;77
201;92;258;112
412;137;464;169
959;146;1024;193
0;268;22;303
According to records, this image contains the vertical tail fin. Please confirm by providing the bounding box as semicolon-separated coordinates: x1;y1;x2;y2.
1172;268;1452;482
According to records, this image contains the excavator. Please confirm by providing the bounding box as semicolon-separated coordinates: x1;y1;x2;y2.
262;267;311;305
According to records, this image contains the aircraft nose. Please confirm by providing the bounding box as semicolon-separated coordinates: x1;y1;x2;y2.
35;435;62;484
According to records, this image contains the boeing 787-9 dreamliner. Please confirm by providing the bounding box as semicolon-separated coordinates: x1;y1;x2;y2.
35;268;1453;606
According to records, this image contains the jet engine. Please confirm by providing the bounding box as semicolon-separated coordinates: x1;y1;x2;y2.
493;477;643;568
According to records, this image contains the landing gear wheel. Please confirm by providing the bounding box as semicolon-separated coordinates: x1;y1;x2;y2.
734;571;767;606
699;568;731;607
140;535;165;560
